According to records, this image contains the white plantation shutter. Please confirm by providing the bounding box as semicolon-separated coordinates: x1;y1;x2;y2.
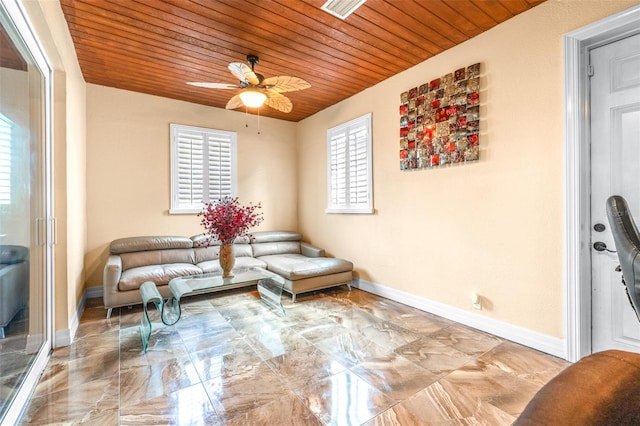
326;113;373;214
170;124;237;213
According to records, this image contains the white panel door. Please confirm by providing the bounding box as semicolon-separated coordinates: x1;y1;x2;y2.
590;32;640;353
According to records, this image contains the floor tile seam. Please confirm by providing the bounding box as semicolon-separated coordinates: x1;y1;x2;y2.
357;403;403;426
199;369;286;423
259;355;297;389
265;347;351;385
421;381;507;424
477;343;570;382
30;368;117;399
430;353;487;386
361;398;406;426
498;366;557;389
290;391;327;426
68;328;121;346
118;322;124;423
26;372;116;406
342;363;403;402
221;389;324;426
472;342;515;371
389;349;452;384
435;365;538;411
347;349;448;399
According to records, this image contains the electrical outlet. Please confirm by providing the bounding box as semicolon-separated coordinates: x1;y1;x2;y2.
471;293;482;310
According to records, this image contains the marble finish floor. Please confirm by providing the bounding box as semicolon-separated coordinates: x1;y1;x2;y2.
21;288;569;425
1;308;38;418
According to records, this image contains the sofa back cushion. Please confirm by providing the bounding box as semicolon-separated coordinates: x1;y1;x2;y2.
120;248;196;271
252;241;301;258
250;231;303;258
191;234;252;263
250;231;302;243
193;243;253;263
191;234;251;247
111;236;193;254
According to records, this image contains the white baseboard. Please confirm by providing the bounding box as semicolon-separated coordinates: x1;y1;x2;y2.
54;298;81;348
353;278;567;360
53;286;102;347
25;333;44;354
85;285;103;299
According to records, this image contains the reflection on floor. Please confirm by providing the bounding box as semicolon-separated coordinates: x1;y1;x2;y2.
0;308;36;418
22;288;569;425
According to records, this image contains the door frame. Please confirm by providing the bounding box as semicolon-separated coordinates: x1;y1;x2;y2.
0;0;54;424
564;4;640;362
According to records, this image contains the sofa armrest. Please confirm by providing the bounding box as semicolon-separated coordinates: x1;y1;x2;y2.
301;242;325;258
103;255;122;308
514;350;640;425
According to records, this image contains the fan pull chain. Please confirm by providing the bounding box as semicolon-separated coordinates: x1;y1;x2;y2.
243;106;260;135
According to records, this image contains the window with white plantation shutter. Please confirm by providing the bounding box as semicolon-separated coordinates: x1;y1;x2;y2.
326;113;373;214
170;124;237;214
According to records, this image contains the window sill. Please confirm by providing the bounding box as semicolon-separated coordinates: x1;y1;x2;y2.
169;208;200;215
325;207;375;214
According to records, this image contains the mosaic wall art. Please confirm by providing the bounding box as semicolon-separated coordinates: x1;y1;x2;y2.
399;63;480;170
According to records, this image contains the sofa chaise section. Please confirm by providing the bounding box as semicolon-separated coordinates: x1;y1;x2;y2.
250;231;353;302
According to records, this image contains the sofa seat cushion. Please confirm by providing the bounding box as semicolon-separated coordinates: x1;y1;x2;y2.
258;254;353;280
197;257;267;274
119;263;203;291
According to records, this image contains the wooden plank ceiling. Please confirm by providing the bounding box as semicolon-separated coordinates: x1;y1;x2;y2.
60;0;545;122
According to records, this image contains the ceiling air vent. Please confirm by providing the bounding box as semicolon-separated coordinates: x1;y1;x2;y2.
320;0;367;20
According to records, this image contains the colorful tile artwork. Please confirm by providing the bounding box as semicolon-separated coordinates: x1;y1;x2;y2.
399;63;480;170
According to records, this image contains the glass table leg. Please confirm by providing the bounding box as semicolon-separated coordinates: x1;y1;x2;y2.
257;277;286;316
160;296;182;326
139;281;187;352
140;281;163;352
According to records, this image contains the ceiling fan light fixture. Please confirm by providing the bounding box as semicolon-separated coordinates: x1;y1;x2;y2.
239;90;267;108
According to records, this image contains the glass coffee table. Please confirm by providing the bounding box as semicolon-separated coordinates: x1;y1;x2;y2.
139;267;286;352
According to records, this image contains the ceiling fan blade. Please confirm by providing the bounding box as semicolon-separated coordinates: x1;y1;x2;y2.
228;62;259;86
261;76;311;93
226;94;244;110
187;82;240;89
265;92;293;113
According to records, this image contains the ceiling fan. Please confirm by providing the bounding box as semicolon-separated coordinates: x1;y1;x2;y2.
187;54;311;113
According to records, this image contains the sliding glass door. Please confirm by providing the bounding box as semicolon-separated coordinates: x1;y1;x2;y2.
0;1;52;423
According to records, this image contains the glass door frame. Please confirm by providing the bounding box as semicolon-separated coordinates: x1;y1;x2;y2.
0;0;53;424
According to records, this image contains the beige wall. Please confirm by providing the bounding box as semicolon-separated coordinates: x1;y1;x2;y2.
84;86;298;287
296;0;639;339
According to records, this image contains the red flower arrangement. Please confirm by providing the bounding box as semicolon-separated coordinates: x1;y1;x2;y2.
199;197;264;245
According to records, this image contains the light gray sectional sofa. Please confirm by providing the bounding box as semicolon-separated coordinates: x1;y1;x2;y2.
103;231;353;317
